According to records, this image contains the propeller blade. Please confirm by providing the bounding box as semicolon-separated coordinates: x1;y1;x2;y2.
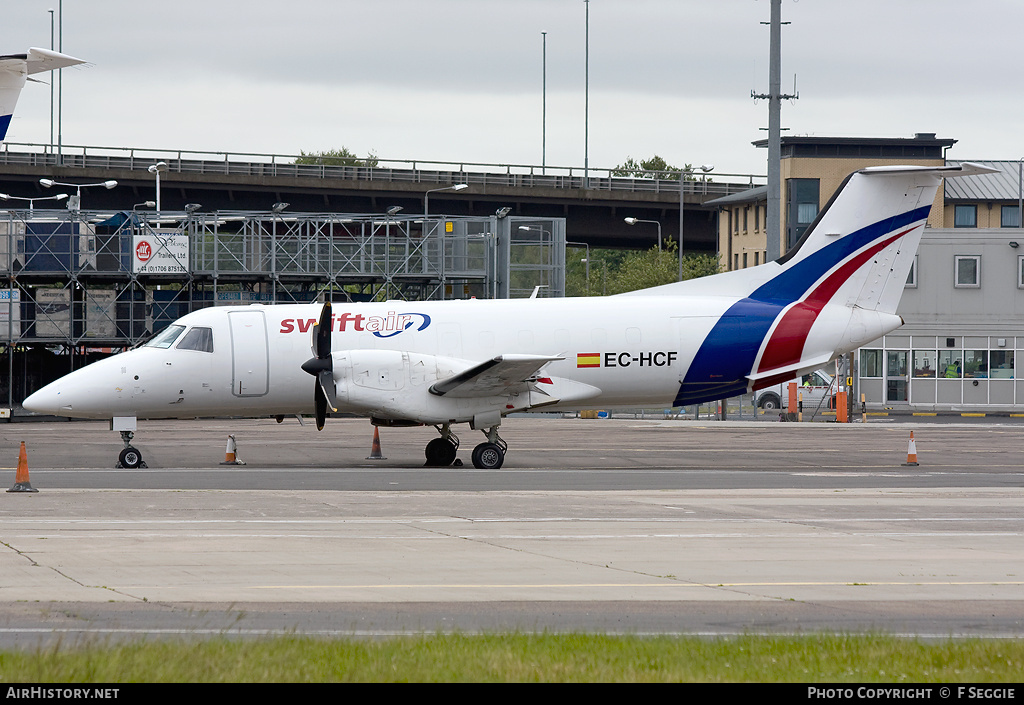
318;369;338;412
313;301;332;359
314;380;327;431
304;301;335;431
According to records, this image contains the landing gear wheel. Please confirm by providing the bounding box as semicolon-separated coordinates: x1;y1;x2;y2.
471;442;504;469
424;437;458;467
118;446;144;469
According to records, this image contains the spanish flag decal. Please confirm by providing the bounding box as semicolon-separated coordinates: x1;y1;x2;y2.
576;352;601;368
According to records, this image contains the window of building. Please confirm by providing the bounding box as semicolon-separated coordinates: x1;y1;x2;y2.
912;350;936;378
954;205;977;228
939;350;962;378
906;255;917;288
786;178;819;250
954;255;980;288
860;349;883;378
1018;256;1024;288
1001;205;1021;228
990;349;1014;379
176;326;214;353
963;349;988;378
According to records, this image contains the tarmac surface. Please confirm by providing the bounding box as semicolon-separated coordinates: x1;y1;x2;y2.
0;414;1022;647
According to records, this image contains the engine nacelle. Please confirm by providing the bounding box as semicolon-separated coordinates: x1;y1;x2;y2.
332;350;512;424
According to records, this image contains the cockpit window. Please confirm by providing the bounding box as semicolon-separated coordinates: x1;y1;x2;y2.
145;325;185;349
176;326;214;353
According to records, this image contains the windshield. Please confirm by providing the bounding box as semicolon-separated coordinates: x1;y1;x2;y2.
145;324;185;349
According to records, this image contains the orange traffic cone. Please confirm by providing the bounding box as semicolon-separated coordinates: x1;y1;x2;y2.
7;442;38;493
219;434;246;465
366;427;386;460
902;431;919;467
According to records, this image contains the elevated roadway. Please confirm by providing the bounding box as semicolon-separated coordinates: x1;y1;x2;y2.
0;142;764;251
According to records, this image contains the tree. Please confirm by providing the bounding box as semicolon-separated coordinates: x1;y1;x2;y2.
565;241;720;297
611;155;679;180
294;147;379;168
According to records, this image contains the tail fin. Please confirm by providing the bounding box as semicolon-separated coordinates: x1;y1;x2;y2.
673;162;998;405
767;163;996;315
0;48;85;141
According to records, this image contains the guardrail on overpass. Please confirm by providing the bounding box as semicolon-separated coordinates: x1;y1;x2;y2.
0;142;764;198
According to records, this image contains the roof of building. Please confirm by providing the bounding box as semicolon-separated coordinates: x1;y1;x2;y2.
945;160;1024;202
751;133;956;160
704;185;767;207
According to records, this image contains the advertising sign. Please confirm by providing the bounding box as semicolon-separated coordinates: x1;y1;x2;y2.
132;232;188;274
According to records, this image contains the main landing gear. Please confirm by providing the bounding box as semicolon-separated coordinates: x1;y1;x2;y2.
423;423;507;469
425;424;461;467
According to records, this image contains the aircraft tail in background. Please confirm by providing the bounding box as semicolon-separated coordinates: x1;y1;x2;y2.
0;47;85;141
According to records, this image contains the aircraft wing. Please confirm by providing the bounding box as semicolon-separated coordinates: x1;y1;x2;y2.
429;354;563;398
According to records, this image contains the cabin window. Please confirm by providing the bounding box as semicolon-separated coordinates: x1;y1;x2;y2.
176;326;214;353
145;324;184;349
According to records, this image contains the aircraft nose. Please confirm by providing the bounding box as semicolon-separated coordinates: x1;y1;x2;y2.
22;384;66;415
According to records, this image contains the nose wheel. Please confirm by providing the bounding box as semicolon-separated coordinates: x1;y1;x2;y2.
116;431;147;469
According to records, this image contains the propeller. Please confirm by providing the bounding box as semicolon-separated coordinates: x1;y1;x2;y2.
300;301;337;430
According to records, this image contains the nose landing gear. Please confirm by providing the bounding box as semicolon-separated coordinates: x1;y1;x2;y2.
116;430;147;469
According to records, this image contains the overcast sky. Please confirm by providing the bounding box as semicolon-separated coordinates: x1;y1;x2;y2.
4;1;1023;178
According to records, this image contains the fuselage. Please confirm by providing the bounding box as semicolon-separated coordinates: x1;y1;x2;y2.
22;287;903;423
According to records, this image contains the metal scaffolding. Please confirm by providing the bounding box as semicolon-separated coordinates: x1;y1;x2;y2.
0;208;565;409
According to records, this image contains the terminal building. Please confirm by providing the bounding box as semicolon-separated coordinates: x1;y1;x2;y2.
709;134;1024;412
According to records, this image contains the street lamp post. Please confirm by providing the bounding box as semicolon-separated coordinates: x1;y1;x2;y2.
0;192;68;213
567;240;590;295
678;164;714;280
148;162;168;213
424;184;467;300
424;183;468;220
624;217;662;250
39;178;117;211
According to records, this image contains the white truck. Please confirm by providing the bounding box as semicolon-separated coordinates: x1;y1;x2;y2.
755;369;836;411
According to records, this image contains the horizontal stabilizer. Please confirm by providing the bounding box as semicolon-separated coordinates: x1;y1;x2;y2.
430;354;562;398
0;48;86;142
0;47;86;75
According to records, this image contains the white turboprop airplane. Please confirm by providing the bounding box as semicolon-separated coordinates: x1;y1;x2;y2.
22;163;994;469
0;47;85;141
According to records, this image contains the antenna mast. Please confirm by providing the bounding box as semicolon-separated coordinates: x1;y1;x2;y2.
752;0;798;261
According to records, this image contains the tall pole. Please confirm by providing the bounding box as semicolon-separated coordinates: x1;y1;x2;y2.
48;9;54;152
765;0;782;261
752;0;796;261
583;0;589;189
57;0;63;162
678;170;685;281
542;31;547;174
